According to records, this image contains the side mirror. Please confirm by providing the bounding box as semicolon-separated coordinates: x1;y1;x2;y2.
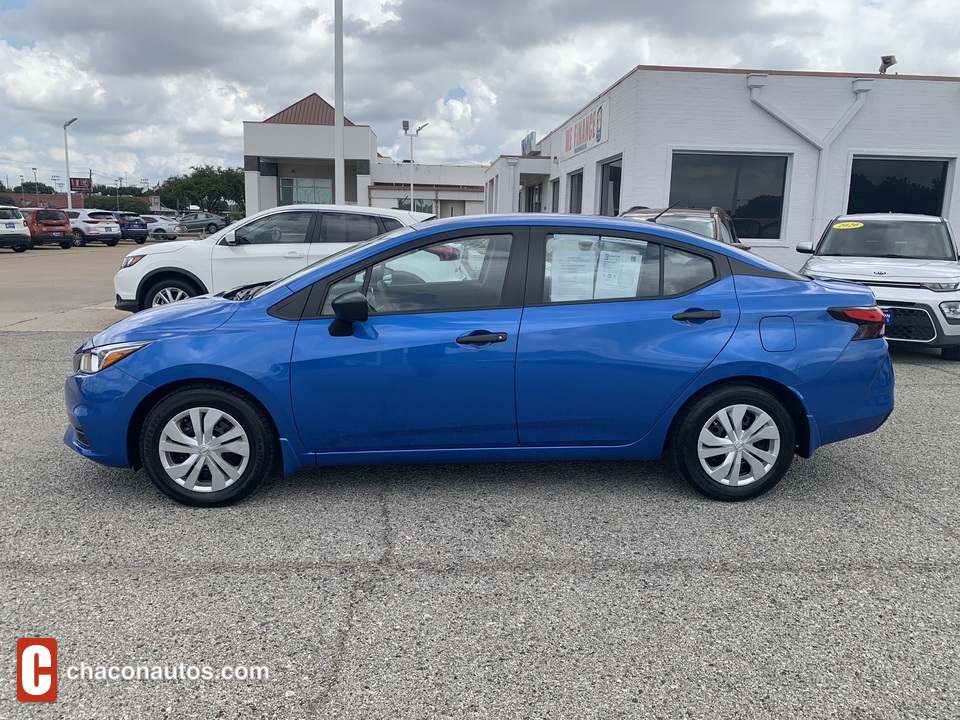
796;241;814;254
328;290;369;336
221;230;238;246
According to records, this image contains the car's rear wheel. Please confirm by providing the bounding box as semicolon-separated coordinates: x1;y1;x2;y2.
671;385;795;501
12;242;28;253
140;385;275;506
942;346;960;361
72;230;87;247
206;223;218;234
103;239;119;247
145;277;200;308
59;241;72;249
135;237;146;244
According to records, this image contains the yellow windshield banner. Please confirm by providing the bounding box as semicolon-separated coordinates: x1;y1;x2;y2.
832;221;864;229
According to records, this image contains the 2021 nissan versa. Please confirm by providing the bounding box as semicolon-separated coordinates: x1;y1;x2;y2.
66;213;894;506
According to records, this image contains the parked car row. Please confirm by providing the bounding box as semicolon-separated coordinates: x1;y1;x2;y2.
0;206;233;251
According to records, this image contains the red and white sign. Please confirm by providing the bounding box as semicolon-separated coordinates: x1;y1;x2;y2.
561;98;609;161
17;638;58;702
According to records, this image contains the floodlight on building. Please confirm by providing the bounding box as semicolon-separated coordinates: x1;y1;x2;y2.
879;55;897;74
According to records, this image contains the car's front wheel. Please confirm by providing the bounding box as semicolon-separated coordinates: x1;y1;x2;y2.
12;242;28;253
140;385;276;506
59;241;72;249
72;230;87;247
205;223;218;234
144;277;200;308
671;385;795;501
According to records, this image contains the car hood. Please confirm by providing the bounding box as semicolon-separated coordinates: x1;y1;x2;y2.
83;296;240;350
125;237;209;257
803;256;960;282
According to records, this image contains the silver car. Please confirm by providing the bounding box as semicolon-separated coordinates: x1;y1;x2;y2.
798;213;960;360
141;215;187;241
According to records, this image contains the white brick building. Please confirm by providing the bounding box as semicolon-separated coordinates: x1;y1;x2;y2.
485;65;960;246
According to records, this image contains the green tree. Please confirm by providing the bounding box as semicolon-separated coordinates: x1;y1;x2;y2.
13;181;54;194
157;165;245;216
0;194;14;206
84;195;150;213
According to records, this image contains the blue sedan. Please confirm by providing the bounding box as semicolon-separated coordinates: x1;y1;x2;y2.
64;214;894;506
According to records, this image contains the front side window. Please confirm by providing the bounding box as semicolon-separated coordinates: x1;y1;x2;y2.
322;234;513;315
235;211;313;245
544;234;661;303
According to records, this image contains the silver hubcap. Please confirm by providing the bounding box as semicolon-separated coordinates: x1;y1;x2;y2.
697;403;781;487
152;287;189;305
158;407;250;493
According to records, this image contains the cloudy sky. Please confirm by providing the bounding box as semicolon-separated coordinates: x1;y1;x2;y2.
1;0;958;191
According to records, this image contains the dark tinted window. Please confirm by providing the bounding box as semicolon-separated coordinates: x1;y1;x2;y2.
818;220;953;260
0;208;21;220
568;172;583;214
88;212;115;220
670;154;787;240
847;158;947;216
381;217;403;232
320;213;382;243
235;211;313;245
663;246;716;295
37;210;68;221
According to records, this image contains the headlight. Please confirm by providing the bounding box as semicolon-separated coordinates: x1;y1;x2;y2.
120;255;144;269
73;341;150;374
921;282;960;292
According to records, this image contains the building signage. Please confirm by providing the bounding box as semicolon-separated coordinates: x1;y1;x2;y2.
561;99;609;161
69;177;92;192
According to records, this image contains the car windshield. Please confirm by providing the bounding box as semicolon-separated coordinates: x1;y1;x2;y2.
653;216;716;239
253;225;417;298
817;220;955;260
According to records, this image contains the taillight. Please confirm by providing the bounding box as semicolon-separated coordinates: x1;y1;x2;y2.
828;307;886;340
83;220;100;224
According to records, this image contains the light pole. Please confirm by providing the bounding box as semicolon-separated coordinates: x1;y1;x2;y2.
402;120;428;212
32;167;38;206
63;117;77;209
116;177;122;210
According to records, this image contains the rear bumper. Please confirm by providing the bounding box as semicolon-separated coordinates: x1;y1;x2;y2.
120;229;149;240
32;231;71;242
0;233;30;247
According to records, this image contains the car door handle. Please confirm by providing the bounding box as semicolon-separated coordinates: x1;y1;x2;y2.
672;309;721;321
456;332;509;345
282;252;305;259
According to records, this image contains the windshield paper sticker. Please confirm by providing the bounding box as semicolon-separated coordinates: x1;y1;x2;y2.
833;221;864;229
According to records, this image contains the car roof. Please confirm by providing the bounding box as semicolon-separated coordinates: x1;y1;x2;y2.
835;213;944;223
622;207;720;219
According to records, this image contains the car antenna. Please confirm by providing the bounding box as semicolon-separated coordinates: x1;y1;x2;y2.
652;200;682;223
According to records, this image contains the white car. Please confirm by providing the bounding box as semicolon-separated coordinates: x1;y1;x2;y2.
0;205;30;252
64;209;122;246
114;204;434;311
141;215;188;241
798;213;960;360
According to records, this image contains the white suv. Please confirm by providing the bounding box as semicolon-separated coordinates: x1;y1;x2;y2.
798;213;960;360
0;206;30;252
114;204;434;311
65;209;122;246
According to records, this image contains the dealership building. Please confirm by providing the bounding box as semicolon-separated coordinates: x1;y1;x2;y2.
244;64;960;247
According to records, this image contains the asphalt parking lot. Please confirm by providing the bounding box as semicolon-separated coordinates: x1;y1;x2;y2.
1;244;959;719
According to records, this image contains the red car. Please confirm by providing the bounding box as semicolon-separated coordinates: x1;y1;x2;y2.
21;208;73;249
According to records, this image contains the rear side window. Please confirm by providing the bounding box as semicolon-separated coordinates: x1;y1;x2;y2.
0;208;22;220
663;246;717;295
319;213;382;243
382;218;403;232
37;210;68;221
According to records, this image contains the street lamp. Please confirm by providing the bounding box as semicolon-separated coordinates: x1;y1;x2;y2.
402;120;428;212
63;117;77;209
116;177;122;210
32;167;38;206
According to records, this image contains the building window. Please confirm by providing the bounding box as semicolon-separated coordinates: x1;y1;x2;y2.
670;153;787;240
397;199;435;213
847;158;948;216
551;179;560;212
568;172;583;214
280;178;332;205
599;158;622;216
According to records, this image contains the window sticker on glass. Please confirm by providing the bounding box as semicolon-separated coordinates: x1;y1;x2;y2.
595;251;643;299
833;221;864;230
552;249;598;302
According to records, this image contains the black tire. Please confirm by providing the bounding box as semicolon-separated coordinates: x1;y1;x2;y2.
59;241;72;249
72;230;87;247
942;346;960;361
140;385;275;506
135;237;146;244
206;223;218;234
12;243;28;253
671;385;795;501
144;277;200;308
103;238;119;247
